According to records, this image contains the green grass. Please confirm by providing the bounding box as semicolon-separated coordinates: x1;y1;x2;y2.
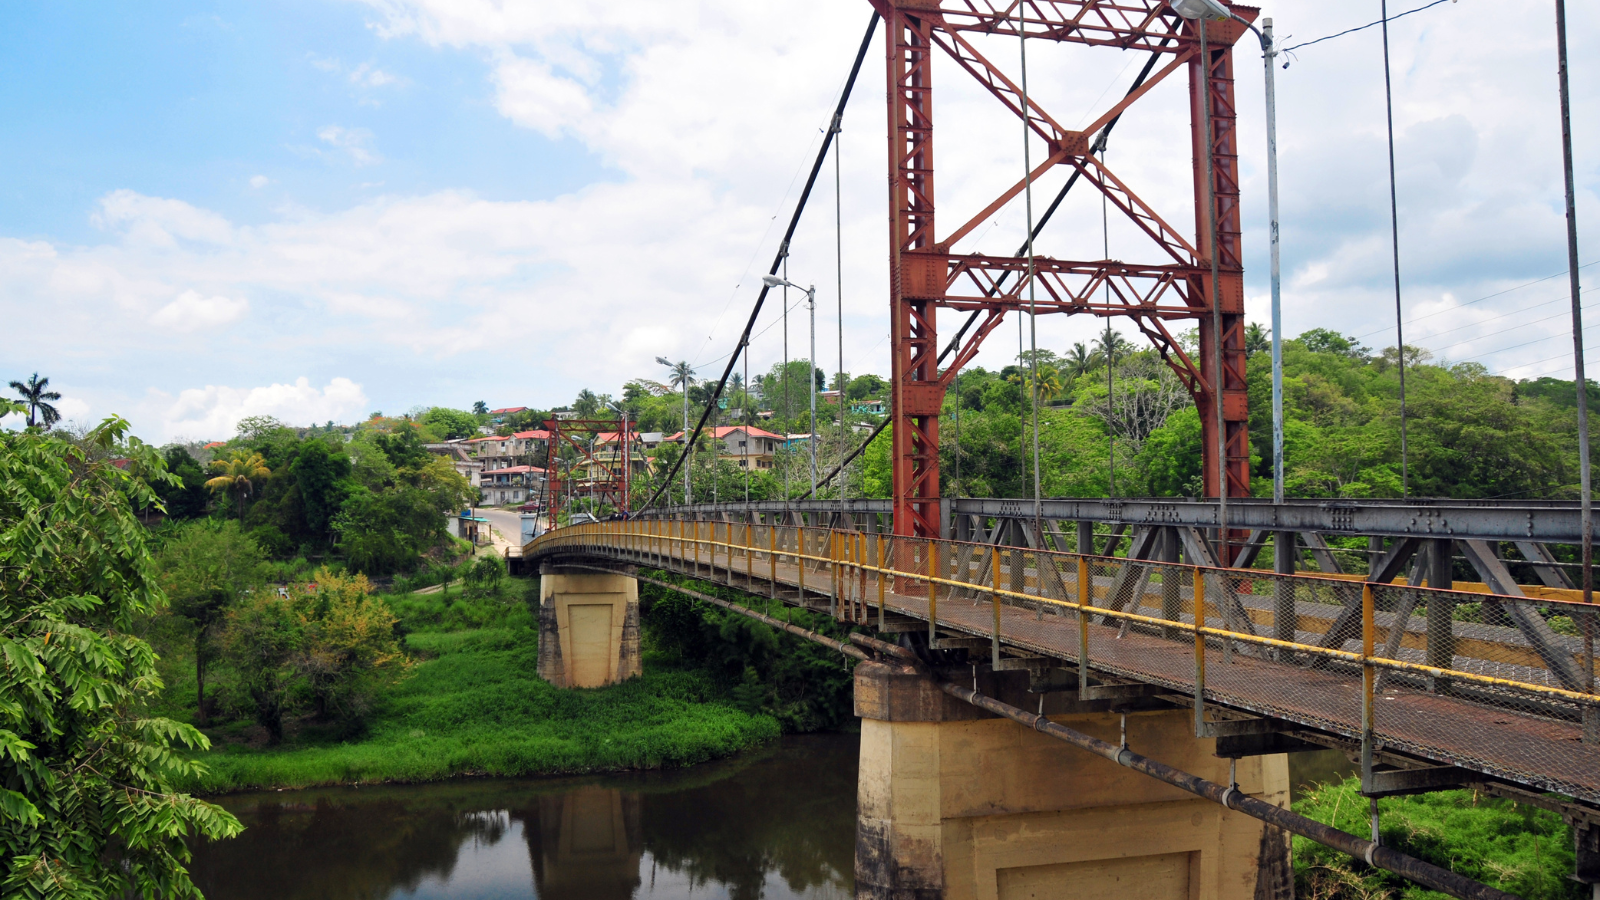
1293;776;1582;899
179;584;782;793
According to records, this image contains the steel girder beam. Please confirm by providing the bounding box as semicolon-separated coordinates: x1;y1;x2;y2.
649;497;1595;545
868;0;1257;542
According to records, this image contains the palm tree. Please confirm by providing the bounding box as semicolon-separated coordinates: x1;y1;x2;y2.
205;451;272;520
573;389;600;417
1065;343;1101;379
472;400;488;415
1245;322;1271;356
1096;328;1133;367
9;373;61;429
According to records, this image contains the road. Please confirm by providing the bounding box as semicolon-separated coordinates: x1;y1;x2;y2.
476;507;528;554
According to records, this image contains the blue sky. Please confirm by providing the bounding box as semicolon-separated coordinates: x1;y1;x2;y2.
0;0;1595;442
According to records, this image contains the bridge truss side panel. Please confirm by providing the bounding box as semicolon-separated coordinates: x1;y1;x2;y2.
872;1;1256;545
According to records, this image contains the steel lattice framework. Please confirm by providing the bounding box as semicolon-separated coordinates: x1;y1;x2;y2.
543;417;633;522
870;0;1255;554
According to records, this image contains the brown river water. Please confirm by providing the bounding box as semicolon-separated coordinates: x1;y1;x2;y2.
189;733;1352;900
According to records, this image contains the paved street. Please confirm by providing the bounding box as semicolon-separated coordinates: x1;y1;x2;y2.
476;506;528;553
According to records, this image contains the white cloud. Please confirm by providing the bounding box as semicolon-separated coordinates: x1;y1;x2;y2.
151;377;368;442
349;62;402;88
92;189;234;246
150;290;249;332
317;125;381;166
491;56;592;140
249;175;270;189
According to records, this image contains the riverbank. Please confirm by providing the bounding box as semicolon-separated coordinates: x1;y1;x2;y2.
170;578;786;793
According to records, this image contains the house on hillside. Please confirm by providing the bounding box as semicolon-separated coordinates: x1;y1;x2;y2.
488;406;528;425
480;465;541;506
665;426;784;470
425;439;483;486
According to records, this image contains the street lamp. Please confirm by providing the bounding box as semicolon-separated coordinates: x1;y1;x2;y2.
1171;0;1284;507
657;356;693;506
763;274;820;496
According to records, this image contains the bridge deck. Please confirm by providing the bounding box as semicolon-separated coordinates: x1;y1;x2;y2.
531;521;1600;809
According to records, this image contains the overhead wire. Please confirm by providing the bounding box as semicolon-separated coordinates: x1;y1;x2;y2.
1348;260;1599;343
1279;0;1456;60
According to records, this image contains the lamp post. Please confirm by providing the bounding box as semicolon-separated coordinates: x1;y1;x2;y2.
764;275;820;496
1171;0;1284;509
657;356;693;505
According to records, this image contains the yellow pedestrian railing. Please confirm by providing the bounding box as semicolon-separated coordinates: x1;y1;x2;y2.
530;517;1600;805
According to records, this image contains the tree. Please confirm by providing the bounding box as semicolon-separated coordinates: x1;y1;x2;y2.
156;446;210;519
206;450;272;519
472;400;488;416
284;570;408;727
8;373;60;429
421;406;479;440
0;416;241;897
1245;322;1271;356
573;389;601;417
1065;343;1101;379
1095;329;1133;365
154;520;264;725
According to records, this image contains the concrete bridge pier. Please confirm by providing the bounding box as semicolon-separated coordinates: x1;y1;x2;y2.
854;662;1291;900
537;564;641;689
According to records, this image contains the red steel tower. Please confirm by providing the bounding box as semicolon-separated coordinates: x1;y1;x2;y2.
871;0;1254;557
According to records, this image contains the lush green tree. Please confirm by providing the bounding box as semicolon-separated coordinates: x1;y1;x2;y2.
154;520;265;724
846;373;886;401
471;400;488;416
8;373;61;430
0;416;241;897
283;570;408;727
219;587;301;743
420;406;479;440
288;438;352;542
157;446;210;519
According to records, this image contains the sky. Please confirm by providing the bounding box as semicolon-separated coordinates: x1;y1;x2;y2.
0;0;1595;443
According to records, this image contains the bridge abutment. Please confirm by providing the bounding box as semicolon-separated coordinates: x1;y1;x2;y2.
853;662;1290;900
537;564;641;689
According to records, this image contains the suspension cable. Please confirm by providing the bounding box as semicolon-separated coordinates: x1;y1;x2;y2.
1020;6;1043;530
1382;0;1409;498
835;113;847;500
638;12;880;514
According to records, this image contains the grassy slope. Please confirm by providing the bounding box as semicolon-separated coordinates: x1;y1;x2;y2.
1293;776;1581;900
178;583;780;793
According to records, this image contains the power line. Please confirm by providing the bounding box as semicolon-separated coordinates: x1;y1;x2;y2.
1280;0;1456;61
1350;260;1598;342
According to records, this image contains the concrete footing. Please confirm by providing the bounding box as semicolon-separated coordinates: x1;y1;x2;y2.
853;662;1291;900
537;565;641;689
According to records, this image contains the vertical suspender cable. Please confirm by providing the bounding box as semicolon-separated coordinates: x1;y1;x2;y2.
1019;6;1043;530
784;261;792;503
638;13;880;514
744;338;750;502
1201;19;1228;564
1554;0;1594;690
1104;156;1115;499
835;115;847;500
1382;0;1409;498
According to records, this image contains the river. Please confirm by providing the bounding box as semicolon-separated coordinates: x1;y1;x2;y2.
189;733;859;900
189;734;1353;900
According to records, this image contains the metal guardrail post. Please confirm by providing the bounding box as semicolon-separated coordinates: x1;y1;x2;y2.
928;538;938;642
694;520;701;575
1361;582;1377;795
1078;554;1091;702
991;546;1002;669
831;532;839;618
1194;566;1207;736
798;528;807;601
746;522;754;588
877;534;886;630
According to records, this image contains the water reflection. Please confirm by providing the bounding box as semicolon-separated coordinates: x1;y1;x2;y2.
189;734;856;900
